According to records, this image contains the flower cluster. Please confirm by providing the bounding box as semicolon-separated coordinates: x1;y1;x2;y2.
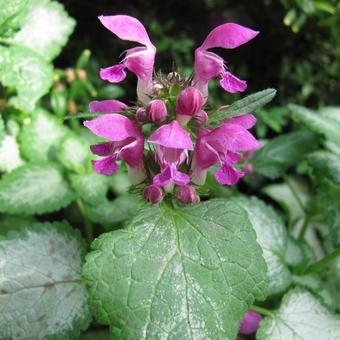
84;15;260;204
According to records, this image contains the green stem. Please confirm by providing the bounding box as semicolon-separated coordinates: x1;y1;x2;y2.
298;215;310;240
283;175;306;212
306;247;340;274
250;305;274;317
77;199;94;243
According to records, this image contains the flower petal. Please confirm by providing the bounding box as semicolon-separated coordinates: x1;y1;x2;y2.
119;139;144;167
89;99;128;113
194;50;224;84
226;113;256;129
99;15;153;46
219;71;247;93
153;165;190;187
214;163;243;185
92;156;119;175
200;23;259;50
148;120;193;150
99;64;127;83
84;114;142;141
90;142;114;156
209;123;260;151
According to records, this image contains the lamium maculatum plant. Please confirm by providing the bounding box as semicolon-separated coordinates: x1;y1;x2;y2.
1;2;340;339
82;15;275;339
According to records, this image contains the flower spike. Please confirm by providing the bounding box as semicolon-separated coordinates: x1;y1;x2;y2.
98;15;156;104
194;23;259;97
85;15;265;204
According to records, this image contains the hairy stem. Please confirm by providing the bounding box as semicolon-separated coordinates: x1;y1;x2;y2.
76;198;94;243
306;247;340;274
250;305;274;317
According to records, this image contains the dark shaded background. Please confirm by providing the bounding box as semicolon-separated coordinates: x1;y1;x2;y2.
58;0;339;106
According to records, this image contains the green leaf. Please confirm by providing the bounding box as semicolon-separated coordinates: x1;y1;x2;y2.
0;163;73;214
318;180;340;247
57;134;90;172
257;288;340;339
70;172;108;205
285;236;305;267
319;106;340;124
292;275;334;310
0;45;53;110
263;176;310;224
209;89;277;127
234;196;291;295
306;151;340;185
19;108;67;162
83;199;268;339
0;221;91;338
11;0;75;61
252;130;318;179
0;0;27;33
0;114;5;148
289;104;340;144
85;195;141;227
307;151;340;247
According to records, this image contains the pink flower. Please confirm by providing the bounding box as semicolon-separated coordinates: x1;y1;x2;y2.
176;186;200;204
89;99;128;113
176;86;204;125
98;15;156;104
191;113;260;185
148;120;193;190
146;99;168;123
144;185;164;204
194;110;208;126
194;23;259;98
83;113;146;184
239;310;262;335
136;107;147;122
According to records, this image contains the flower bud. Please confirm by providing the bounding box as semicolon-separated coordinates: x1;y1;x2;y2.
194;110;208;126
239;311;262;335
144;185;164;204
243;163;253;175
176;185;200;204
152;83;164;95
176;86;204;125
146;99;167;123
136;107;148;122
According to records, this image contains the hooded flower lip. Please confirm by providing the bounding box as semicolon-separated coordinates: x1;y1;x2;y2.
148;120;193;188
83;114;145;183
148;120;193;150
89;99;128;113
98;15;156;104
191;113;260;185
194;23;259;97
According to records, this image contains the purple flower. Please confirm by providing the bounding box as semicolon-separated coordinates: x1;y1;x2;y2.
194;23;259;98
89;99;128;113
83;113;145;184
176;86;204;125
191;113;260;185
144;185;164;204
148;120;193;191
194;110;209;126
239;310;262;335
146;99;168;123
98;15;156;104
176;186;200;204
